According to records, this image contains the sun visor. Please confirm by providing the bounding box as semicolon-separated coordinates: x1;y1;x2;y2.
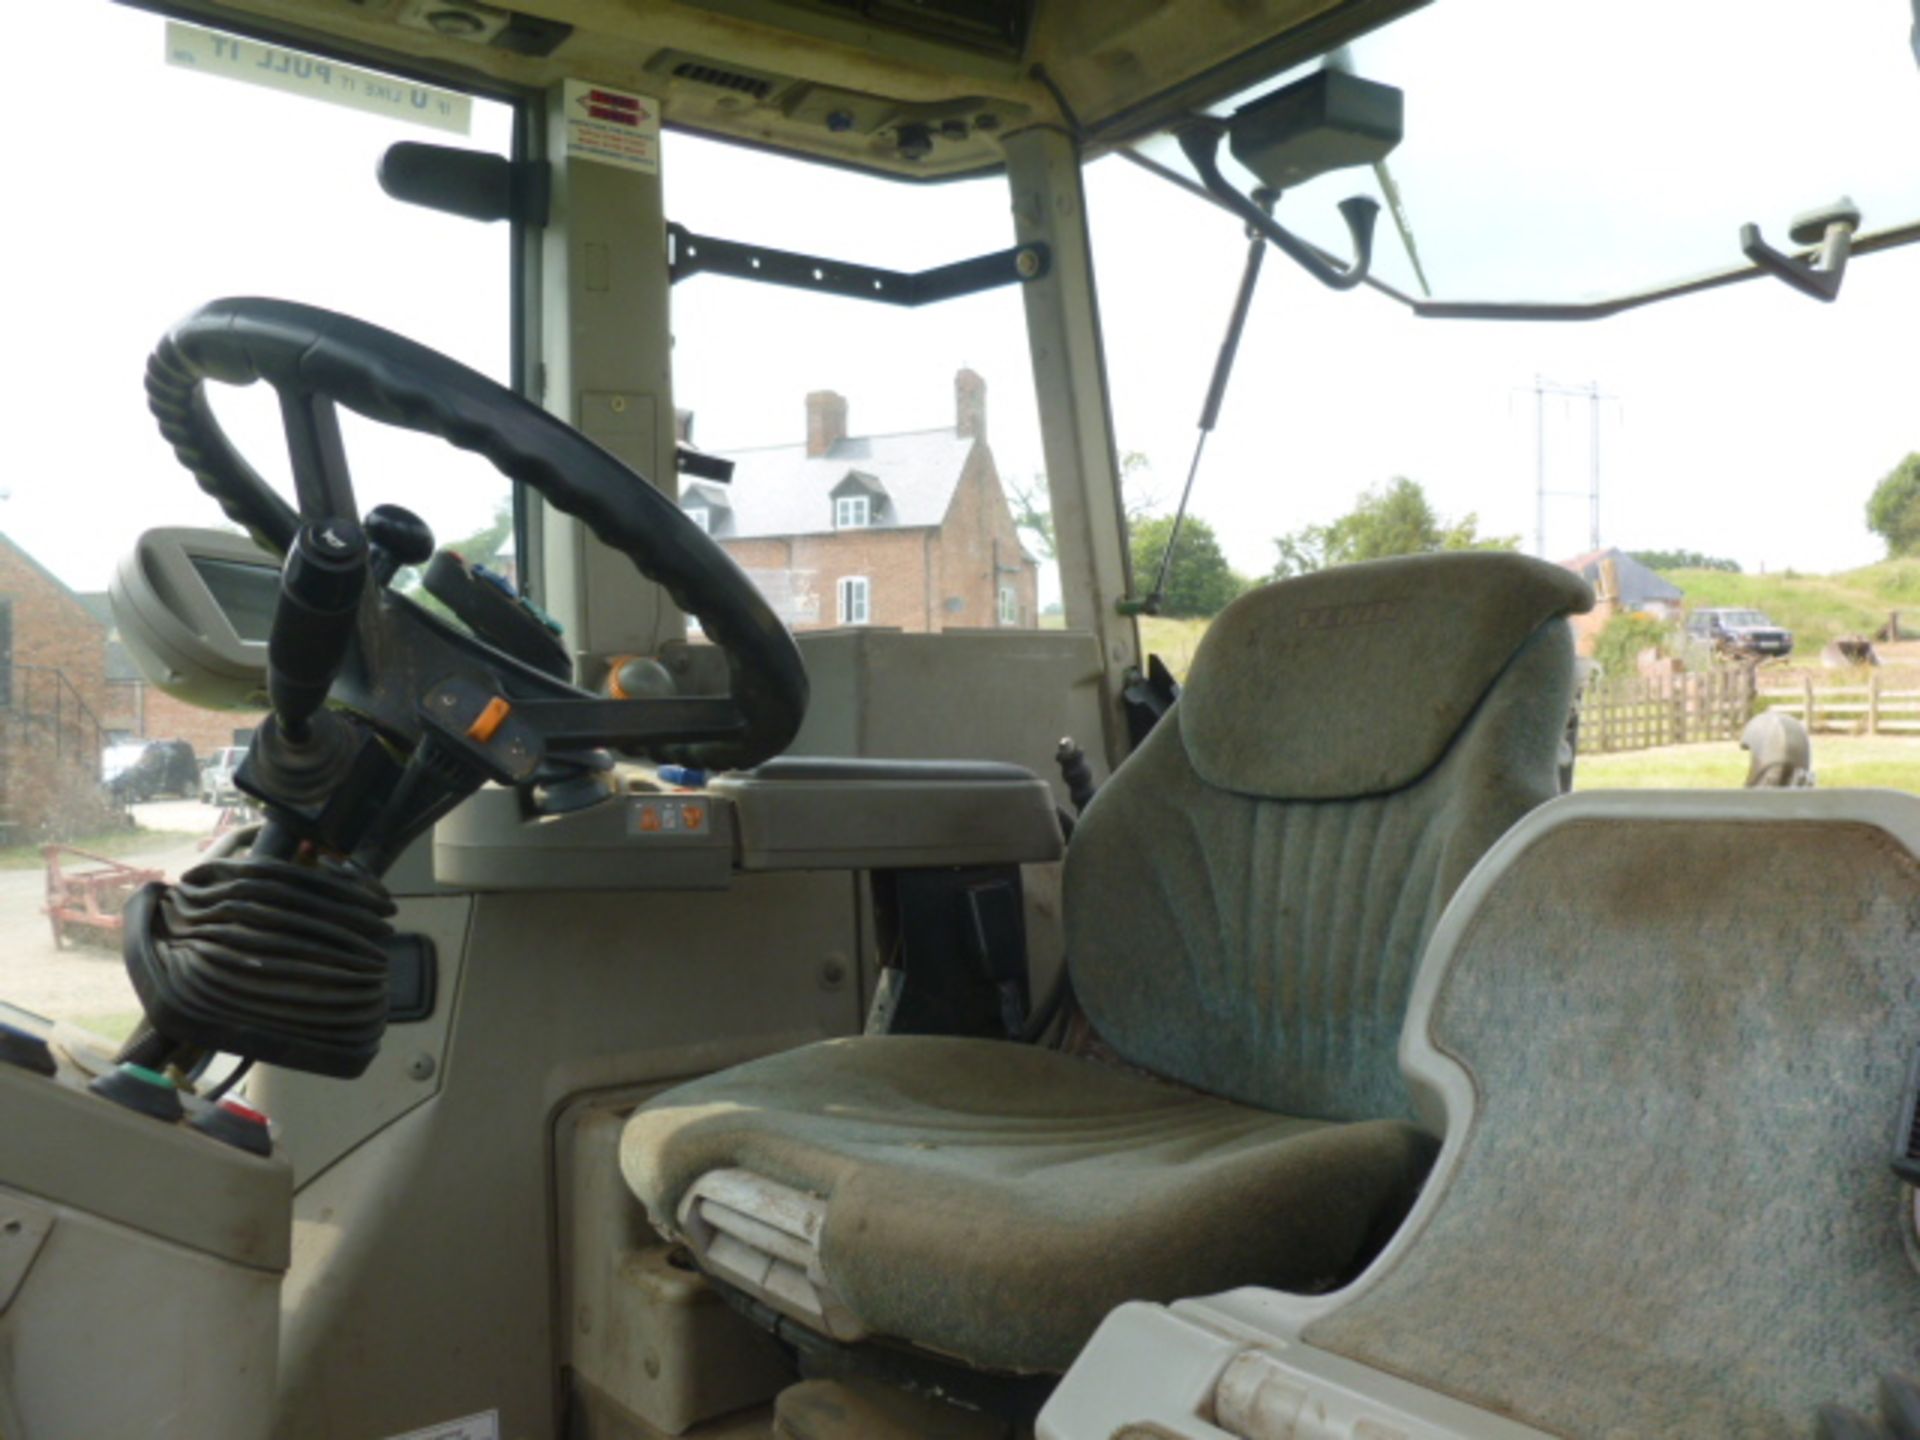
1179;552;1594;800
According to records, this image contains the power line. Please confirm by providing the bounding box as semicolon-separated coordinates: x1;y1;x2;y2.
1521;375;1619;558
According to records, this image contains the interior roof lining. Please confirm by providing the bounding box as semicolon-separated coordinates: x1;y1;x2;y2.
118;0;1430;181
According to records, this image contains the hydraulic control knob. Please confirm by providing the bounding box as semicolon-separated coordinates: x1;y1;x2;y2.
364;503;435;587
269;519;369;742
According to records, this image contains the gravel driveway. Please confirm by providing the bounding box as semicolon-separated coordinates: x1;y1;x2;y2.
1;800;221;1028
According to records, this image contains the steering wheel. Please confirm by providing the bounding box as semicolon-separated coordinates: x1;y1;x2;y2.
141;297;807;774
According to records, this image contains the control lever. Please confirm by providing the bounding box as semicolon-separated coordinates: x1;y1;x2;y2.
364;503;435;587
269;519;369;741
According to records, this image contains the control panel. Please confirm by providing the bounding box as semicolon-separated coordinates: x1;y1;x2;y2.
0;1004;289;1439
0;1004;281;1163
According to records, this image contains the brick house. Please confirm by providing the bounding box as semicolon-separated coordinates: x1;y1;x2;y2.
684;370;1039;632
78;594;263;756
0;534;115;837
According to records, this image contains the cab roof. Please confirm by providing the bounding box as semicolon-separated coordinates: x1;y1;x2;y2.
136;0;1427;176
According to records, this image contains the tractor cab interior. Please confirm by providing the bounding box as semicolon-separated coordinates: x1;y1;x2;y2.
5;2;1920;1438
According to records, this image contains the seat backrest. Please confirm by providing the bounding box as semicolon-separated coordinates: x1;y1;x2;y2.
1063;551;1592;1121
1301;791;1920;1434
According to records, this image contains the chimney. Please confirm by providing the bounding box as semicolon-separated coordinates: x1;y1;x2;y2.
955;368;987;442
806;390;848;457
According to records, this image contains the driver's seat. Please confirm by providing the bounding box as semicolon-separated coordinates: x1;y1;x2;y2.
620;552;1593;1374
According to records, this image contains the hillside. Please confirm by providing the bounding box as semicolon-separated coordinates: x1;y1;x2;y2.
1099;561;1920;682
1662;561;1920;651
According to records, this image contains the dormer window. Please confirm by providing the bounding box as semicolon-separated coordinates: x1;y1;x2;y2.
835;494;871;529
682;482;731;537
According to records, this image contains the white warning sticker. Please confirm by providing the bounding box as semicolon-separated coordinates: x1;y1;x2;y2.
563;80;660;174
382;1411;499;1440
166;22;472;135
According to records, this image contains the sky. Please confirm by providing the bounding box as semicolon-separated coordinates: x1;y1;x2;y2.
6;1;1920;604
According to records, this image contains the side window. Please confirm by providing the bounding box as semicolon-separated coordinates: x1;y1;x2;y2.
838;576;871;625
7;10;514;1031
998;585;1018;626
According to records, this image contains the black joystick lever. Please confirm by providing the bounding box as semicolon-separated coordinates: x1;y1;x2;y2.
364;503;435;587
270;519;369;742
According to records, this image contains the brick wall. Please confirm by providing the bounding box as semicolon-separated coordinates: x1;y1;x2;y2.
935;443;1039;629
0;536;112;836
107;680;262;757
722;530;935;631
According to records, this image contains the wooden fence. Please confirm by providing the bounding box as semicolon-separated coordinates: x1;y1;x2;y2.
1758;672;1920;735
1580;668;1757;753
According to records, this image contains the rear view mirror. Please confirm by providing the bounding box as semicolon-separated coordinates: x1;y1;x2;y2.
1228;68;1403;191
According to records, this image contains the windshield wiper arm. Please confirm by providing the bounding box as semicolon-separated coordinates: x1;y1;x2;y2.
1120;145;1920;323
1175;119;1380;292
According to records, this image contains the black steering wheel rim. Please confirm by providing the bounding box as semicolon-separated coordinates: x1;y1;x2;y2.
143;297;807;771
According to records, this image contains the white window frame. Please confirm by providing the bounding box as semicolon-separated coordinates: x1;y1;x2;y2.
998;585;1018;626
834;494;871;529
685;505;711;532
838;575;871;625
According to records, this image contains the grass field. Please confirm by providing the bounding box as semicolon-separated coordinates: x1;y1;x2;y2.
0;827;192;871
1665;559;1920;654
1576;735;1920;791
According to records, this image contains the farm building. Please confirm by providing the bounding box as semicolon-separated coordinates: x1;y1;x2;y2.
684;370;1039;633
0;534;114;839
1560;547;1685;619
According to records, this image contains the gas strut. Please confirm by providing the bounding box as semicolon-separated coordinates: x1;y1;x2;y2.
1126;189;1276;617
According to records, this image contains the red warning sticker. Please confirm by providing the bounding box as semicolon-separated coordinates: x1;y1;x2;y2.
564;80;658;174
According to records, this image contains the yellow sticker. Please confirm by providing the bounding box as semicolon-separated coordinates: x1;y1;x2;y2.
167;22;472;135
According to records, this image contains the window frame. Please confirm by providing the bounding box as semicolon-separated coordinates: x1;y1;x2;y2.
835;494;872;530
997;585;1018;626
838;575;871;625
685;505;711;533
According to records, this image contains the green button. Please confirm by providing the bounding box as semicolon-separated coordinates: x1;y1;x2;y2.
120;1063;175;1089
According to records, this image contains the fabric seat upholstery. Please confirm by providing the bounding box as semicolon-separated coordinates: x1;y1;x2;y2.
621;552;1594;1373
622;1036;1433;1372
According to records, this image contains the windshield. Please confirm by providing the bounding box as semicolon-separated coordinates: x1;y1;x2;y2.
665;131;1051;628
1131;0;1920;305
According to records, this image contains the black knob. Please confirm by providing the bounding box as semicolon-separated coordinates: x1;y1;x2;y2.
270;519;369;741
364;504;435;587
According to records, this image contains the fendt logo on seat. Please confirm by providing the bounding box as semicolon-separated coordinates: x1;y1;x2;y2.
1293;600;1400;631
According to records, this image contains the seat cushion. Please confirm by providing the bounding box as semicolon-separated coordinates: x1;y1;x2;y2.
621;1036;1435;1373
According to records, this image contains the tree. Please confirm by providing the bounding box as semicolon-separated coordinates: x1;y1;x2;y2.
1007;474;1056;562
1629;549;1740;573
1129;514;1245;618
1591;612;1674;680
1010;450;1164;566
1269;477;1517;579
441;497;514;568
1867;454;1920;557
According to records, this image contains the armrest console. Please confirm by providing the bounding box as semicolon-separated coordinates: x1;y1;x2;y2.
715;757;1063;872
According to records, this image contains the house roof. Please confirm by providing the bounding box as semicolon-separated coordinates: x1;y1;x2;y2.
1559;547;1685;607
0;533;103;628
690;428;977;540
